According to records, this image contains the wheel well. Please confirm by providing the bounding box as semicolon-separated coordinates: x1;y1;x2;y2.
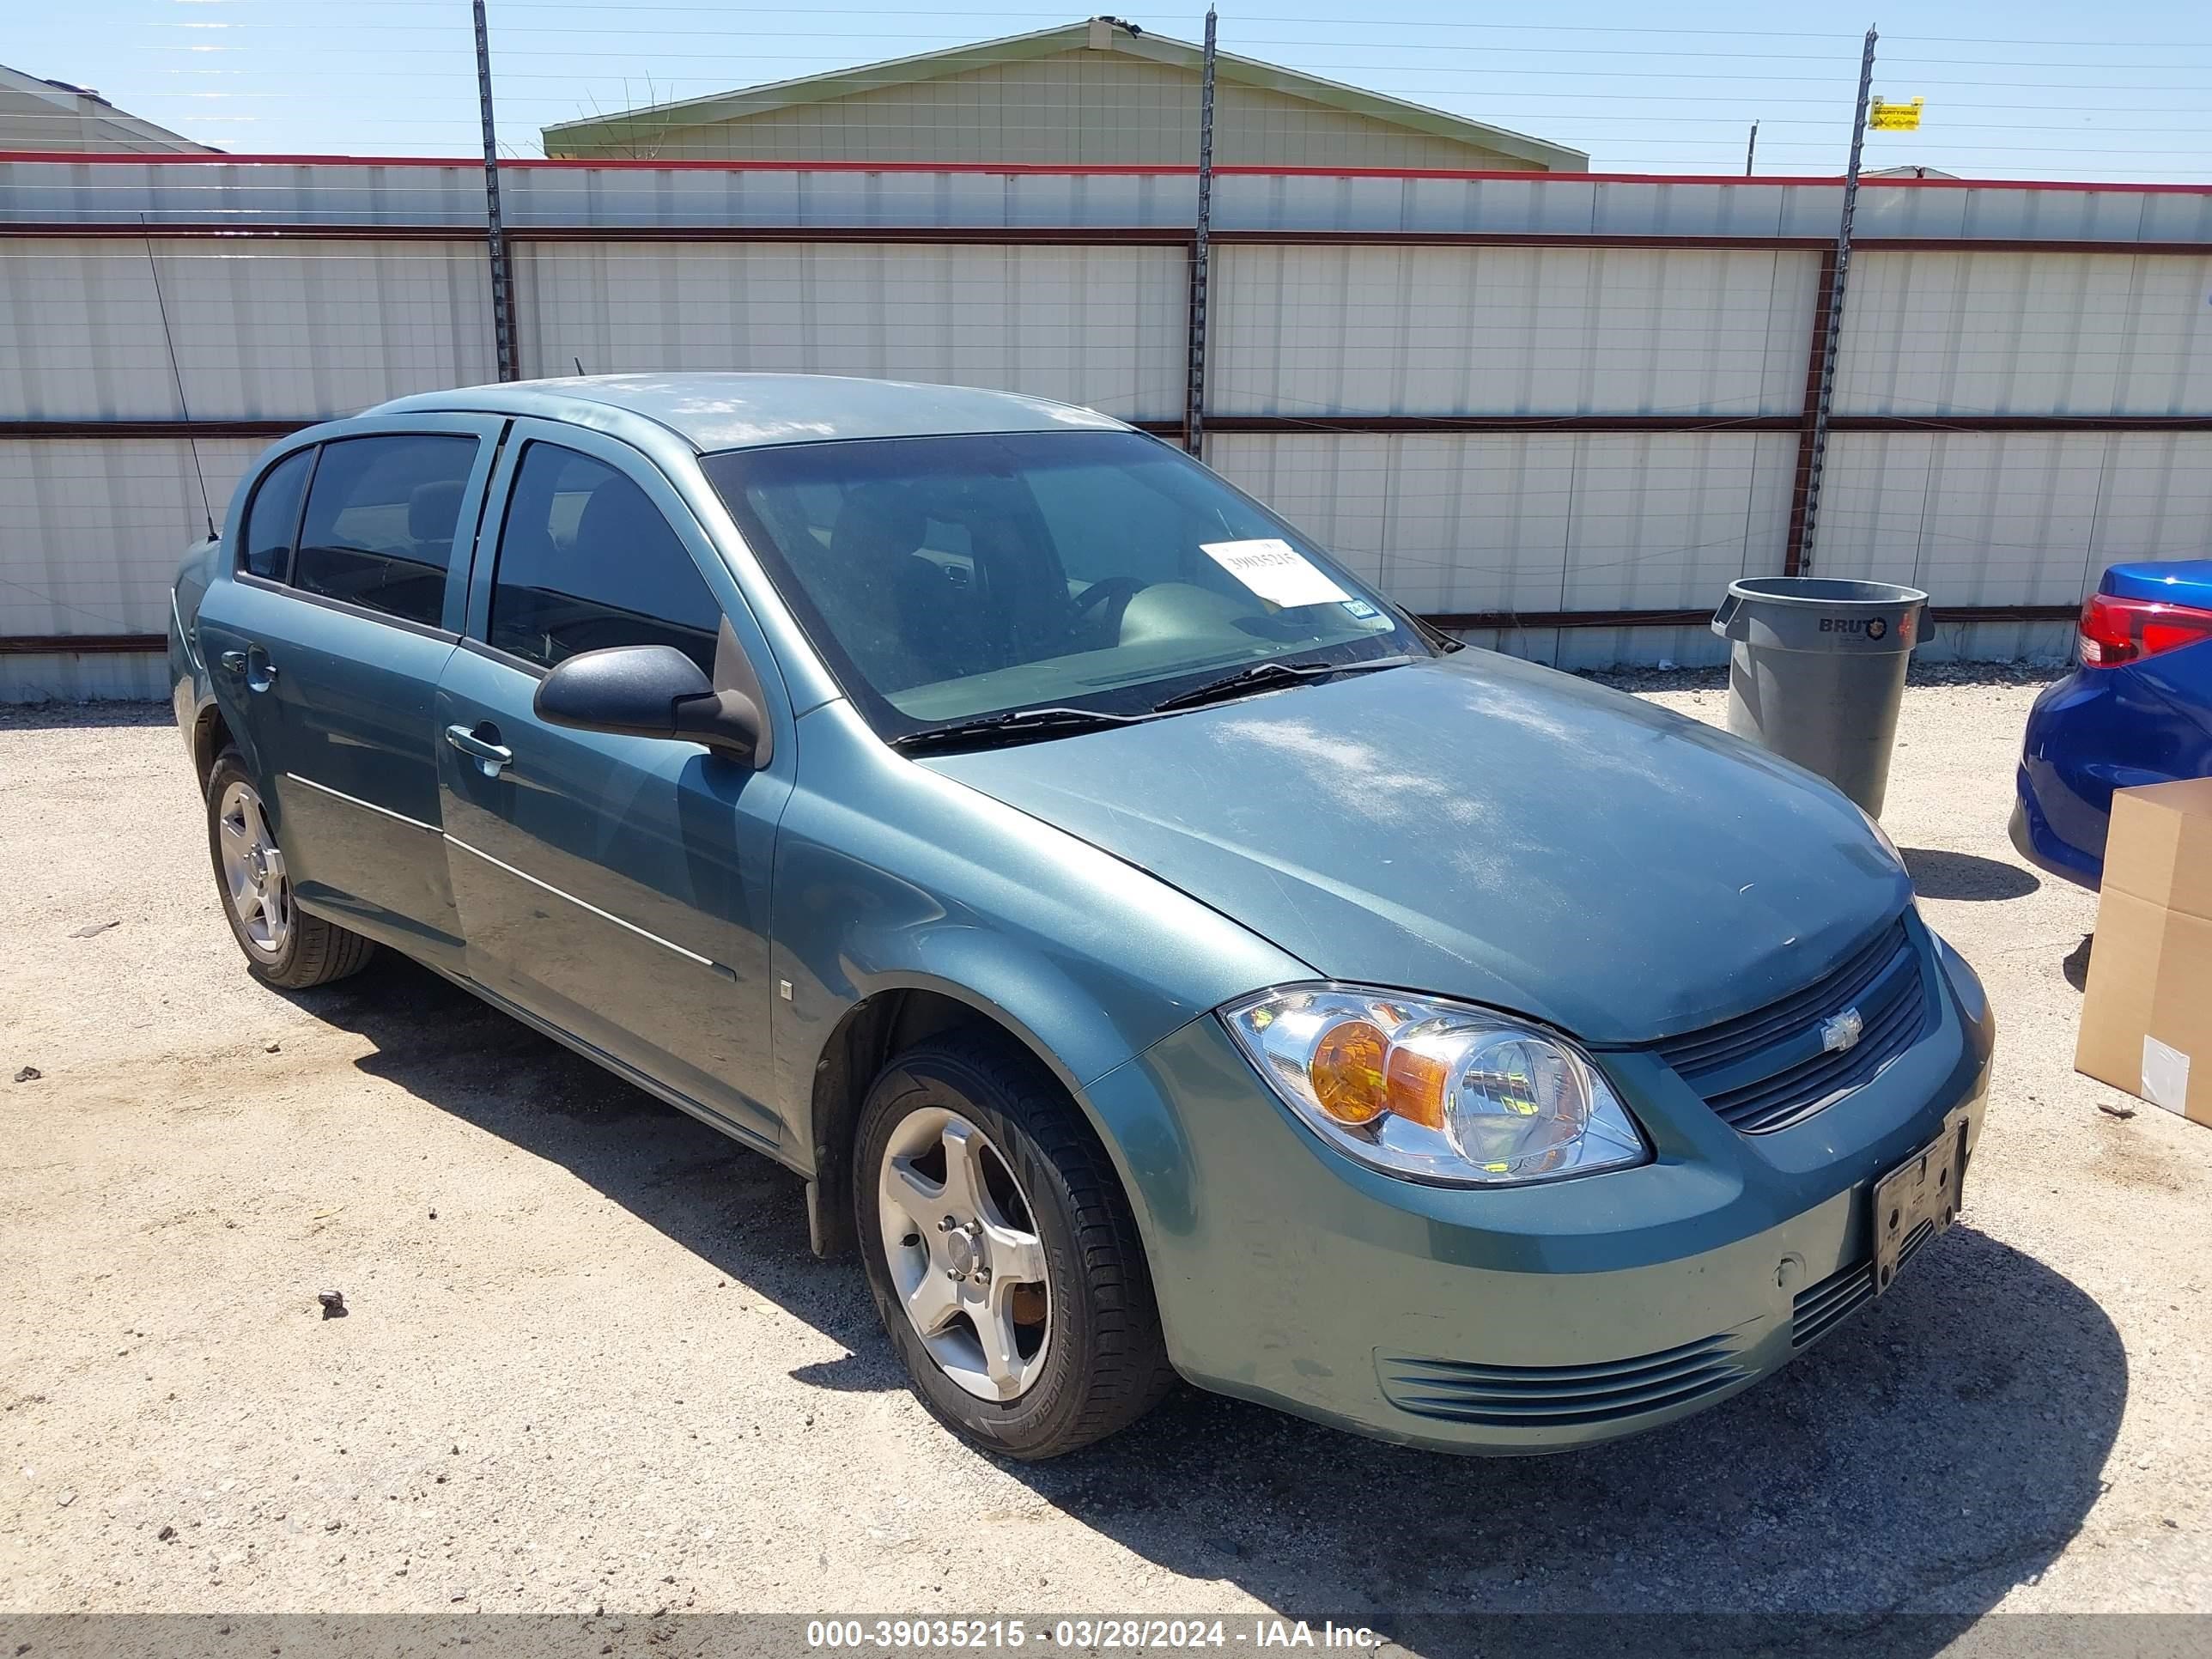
191;705;235;793
805;989;1050;1259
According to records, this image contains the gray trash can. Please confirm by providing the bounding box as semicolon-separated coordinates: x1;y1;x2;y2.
1710;576;1929;817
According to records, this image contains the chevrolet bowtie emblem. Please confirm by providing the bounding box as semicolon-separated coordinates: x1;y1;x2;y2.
1820;1007;1865;1054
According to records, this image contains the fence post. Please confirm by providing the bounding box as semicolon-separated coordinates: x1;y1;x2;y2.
1790;24;1877;575
1182;7;1218;456
473;0;520;383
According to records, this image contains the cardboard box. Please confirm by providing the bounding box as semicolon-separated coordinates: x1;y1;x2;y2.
2075;776;2212;1130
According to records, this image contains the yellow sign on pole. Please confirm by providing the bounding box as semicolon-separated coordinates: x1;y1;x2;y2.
1869;97;1924;131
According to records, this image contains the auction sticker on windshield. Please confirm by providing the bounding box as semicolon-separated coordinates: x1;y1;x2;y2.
1201;538;1353;609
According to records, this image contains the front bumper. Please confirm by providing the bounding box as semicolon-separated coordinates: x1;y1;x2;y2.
1082;919;1996;1454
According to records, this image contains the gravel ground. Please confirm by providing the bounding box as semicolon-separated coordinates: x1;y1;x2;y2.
1;678;2206;1626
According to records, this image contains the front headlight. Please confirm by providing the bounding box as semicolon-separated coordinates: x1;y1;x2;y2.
1221;985;1650;1187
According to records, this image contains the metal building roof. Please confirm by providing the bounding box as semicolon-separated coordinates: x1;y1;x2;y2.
0;61;219;154
539;18;1589;172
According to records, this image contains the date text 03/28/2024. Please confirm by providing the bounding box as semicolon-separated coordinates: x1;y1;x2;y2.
804;1619;1387;1650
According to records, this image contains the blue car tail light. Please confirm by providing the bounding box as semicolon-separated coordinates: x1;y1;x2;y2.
2077;590;2212;669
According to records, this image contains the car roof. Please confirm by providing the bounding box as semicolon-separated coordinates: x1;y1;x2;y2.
367;373;1131;453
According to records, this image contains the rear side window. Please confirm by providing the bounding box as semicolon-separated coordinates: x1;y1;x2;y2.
294;434;477;629
240;447;314;581
487;443;722;675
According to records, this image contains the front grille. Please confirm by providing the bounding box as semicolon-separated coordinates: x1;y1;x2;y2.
1377;1333;1747;1428
1790;1220;1935;1349
1656;920;1928;1135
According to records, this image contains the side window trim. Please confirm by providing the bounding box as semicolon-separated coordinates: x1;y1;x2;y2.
459;417;794;769
465;425;531;646
285;445;325;586
229;574;470;646
235;442;319;584
482;436;726;676
234;416;502;635
447;418;512;606
293;432;480;630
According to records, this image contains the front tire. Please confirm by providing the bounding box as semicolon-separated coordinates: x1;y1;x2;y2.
855;1032;1174;1459
204;750;375;990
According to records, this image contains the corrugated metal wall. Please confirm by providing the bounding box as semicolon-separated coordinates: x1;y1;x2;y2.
1209;245;1816;417
515;240;1185;422
1212;431;1800;672
1833;250;2212;416
1;436;264;697
1803;246;2212;661
4;158;2211;700
6;239;495;418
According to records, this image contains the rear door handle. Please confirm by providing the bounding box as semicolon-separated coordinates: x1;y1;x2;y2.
445;722;513;778
219;647;277;692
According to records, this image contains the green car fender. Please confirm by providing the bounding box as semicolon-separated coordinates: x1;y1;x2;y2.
769;698;1310;1258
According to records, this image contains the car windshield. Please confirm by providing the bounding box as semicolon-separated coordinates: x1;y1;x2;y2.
699;429;1426;738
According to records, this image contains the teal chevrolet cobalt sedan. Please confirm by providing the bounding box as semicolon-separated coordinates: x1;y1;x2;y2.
171;374;1994;1459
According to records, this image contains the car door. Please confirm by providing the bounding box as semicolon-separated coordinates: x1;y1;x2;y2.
434;422;792;1146
195;416;501;967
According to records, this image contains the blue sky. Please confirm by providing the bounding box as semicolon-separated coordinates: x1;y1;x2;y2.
9;0;2212;179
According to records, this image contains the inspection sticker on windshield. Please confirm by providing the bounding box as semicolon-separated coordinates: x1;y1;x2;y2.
1201;538;1352;609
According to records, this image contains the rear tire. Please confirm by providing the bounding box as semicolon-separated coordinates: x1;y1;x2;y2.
855;1030;1174;1459
204;749;376;990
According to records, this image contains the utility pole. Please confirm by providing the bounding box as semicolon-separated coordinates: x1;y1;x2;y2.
1797;26;1877;575
1744;120;1759;176
473;0;520;382
1182;6;1218;457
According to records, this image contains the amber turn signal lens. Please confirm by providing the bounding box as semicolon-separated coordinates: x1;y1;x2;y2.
1309;1018;1389;1124
1384;1045;1449;1128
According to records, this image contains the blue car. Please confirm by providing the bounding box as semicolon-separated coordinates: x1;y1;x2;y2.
2013;560;2212;888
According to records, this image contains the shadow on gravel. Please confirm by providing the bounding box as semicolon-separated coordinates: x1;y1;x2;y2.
289;956;2124;1639
1014;1224;2124;1634
1902;847;2042;902
2064;934;2095;993
287;953;870;1351
0;698;172;732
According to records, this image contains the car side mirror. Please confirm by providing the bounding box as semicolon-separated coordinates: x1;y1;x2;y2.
533;643;763;762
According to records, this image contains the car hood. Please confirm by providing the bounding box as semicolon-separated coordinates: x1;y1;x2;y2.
926;653;1911;1045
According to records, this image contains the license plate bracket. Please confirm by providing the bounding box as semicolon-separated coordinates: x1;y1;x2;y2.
1871;1114;1968;1296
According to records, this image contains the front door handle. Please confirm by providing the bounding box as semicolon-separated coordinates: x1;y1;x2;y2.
445;722;513;778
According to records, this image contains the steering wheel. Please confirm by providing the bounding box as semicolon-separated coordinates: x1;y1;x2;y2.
1064;576;1146;642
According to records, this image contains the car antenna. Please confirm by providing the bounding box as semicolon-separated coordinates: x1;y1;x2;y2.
141;214;217;541
574;356;586;376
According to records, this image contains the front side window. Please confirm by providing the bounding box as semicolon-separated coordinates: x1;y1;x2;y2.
240;447;314;581
700;429;1420;736
294;434;477;629
487;443;723;675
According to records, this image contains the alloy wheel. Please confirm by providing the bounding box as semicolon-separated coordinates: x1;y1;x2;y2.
875;1105;1053;1402
216;779;291;958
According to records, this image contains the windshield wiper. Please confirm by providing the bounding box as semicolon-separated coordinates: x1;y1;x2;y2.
889;705;1155;756
890;655;1415;753
1149;654;1412;714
